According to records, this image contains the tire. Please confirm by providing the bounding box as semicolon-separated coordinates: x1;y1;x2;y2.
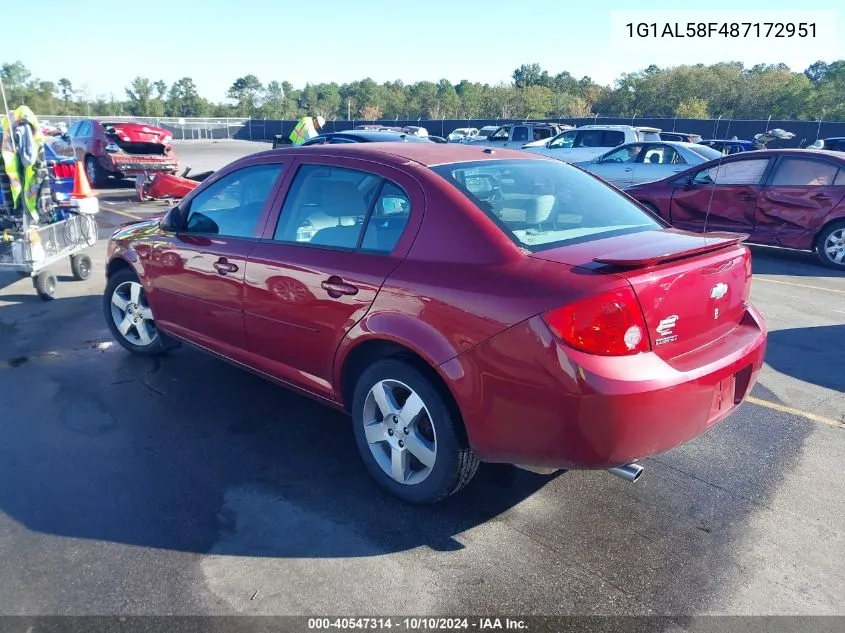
70;254;92;281
351;358;479;504
34;270;57;301
815;221;845;270
85;155;108;188
103;268;176;356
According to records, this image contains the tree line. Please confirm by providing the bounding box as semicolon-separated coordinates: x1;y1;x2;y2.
2;60;844;121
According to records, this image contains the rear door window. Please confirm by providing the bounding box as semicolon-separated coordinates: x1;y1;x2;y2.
511;126;529;142
602;130;626;147
489;126;511;141
769;158;839;186
431;159;660;251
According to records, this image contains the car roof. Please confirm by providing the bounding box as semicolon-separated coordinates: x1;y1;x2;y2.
317;130;428;142
259;142;551;168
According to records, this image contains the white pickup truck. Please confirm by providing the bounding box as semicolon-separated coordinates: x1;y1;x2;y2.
521;125;662;163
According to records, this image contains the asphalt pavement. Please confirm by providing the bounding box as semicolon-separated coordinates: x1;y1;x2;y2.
0;140;843;617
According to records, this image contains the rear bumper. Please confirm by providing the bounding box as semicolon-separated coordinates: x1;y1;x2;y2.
99;154;178;175
442;304;767;470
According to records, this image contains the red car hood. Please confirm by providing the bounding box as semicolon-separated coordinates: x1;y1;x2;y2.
103;122;171;144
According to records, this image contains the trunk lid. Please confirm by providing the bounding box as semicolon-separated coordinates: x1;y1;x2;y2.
531;228;752;360
102;122;171;155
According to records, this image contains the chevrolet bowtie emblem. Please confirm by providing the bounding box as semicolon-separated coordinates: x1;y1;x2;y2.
710;282;729;300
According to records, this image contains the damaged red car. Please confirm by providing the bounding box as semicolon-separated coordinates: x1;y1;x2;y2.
625;149;845;269
51;118;179;187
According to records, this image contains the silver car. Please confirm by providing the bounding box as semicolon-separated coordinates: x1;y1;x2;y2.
573;141;723;188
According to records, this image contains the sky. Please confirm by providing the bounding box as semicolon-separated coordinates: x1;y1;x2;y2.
8;0;843;101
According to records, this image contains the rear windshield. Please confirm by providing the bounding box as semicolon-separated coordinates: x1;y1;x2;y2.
431;159;661;251
687;145;723;161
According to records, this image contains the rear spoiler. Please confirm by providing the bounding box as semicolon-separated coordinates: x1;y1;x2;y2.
593;230;748;267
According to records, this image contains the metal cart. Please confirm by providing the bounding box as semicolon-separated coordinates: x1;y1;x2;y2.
0;209;98;300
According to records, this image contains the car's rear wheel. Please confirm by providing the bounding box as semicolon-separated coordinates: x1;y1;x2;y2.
351;358;479;504
816;221;845;269
104;268;173;355
85;155;107;188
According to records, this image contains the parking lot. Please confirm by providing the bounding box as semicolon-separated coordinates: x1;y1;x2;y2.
0;140;843;616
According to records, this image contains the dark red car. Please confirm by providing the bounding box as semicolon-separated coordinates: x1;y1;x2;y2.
102;143;767;504
625;149;845;269
51;118;179;187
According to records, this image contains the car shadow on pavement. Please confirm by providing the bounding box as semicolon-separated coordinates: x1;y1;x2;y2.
750;245;845;278
0;293;817;614
765;324;845;393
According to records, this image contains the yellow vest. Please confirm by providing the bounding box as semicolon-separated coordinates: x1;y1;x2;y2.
0;105;45;221
289;117;317;146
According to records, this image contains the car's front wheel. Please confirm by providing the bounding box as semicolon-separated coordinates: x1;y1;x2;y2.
103;268;173;355
816;221;845;269
351;359;479;504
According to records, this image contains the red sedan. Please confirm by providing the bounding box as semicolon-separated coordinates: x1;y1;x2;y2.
51;118;179;187
102;143;767;504
625;149;845;269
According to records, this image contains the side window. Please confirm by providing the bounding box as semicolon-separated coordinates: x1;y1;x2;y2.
600;145;643;163
548;130;577;149
489;126;511;141
834;169;845;186
273;165;381;249
328;137;356;144
770;158;839;186
184;164;282;237
574;130;604;148
602;131;626;147
533;127;553;141
693;159;769;185
642;145;682;165
511;126;529;142
77;121;91;137
361;181;411;253
302;137;327;146
66;121;81;137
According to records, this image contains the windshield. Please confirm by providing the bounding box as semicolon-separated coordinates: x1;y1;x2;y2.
431;159;661;251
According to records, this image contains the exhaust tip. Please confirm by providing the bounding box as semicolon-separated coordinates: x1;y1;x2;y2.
607;463;644;483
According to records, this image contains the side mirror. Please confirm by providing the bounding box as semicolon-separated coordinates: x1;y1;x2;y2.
159;206;182;232
682;175;694;189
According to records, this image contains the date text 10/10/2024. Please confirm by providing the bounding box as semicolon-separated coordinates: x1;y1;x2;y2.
625;22;817;38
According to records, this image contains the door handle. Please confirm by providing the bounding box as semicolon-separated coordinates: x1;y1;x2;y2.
737;194;757;201
212;258;238;275
811;193;831;201
321;276;359;298
624;168;633;172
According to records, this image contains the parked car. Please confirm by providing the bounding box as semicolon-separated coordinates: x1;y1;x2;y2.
44;143;77;205
447;127;479;143
300;130;433;146
660;132;703;144
698;139;756;155
475;125;499;141
426;135;449;144
522;125;662;163
466;121;567;149
573;141;723;188
51;118;178;187
625;149;845;269
102;143;767;503
808;137;845;152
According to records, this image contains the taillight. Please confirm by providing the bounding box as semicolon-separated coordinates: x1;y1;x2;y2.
542;286;651;356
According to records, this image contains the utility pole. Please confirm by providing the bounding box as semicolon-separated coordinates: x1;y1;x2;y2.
347;98;351;120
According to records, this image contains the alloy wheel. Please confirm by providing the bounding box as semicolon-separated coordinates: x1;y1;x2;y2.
822;228;845;266
361;379;437;485
110;280;158;347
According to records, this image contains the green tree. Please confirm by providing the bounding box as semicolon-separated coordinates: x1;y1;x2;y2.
675;98;709;118
227;74;263;116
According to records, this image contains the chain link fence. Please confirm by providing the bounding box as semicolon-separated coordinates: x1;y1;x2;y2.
36;115;845;147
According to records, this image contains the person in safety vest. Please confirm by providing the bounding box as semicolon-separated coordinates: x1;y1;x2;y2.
288;116;325;146
0;105;48;222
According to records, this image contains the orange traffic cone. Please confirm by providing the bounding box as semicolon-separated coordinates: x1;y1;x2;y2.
71;161;93;198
